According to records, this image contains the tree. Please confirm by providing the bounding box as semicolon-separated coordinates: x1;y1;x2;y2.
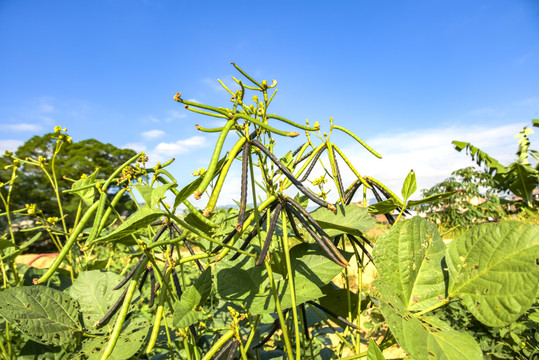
0;130;137;248
418;166;505;229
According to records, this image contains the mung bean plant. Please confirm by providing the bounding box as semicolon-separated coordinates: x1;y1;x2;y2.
0;64;538;360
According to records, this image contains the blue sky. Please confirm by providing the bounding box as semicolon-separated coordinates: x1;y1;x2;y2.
1;1;538;206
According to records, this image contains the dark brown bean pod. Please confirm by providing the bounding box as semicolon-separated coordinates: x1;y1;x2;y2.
95;285;129;328
211;227;238;254
298;143;327;182
307;300;359;330
113;254;147;290
358;233;374;248
214;339;235;360
332;146;345;200
292;142;306;157
369;184;395;225
347;234;374;263
151;225;169;243
255;203;282;266
284;197;348;266
369;180;411;216
253;309;291;349
283;206;302;239
344;179;362;205
226;340;239;360
148;267;157;308
250;140;335;211
171;270;183;298
230;208;270;261
138;268;149;292
285;203;346;267
150;220;165;227
236;142;250;232
300;303;310;340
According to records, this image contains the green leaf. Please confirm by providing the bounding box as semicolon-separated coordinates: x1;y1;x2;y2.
506;162;539;206
373;217;447;311
407;191;456;207
69;270;140;333
528;312;539;323
215;257;323;314
367;198;400;215
367;339;385;360
290;243;352;287
319;283;358;320
310;204;375;237
0;286;82;346
401;170;417;202
173;268;212;328
75;316;149;360
0;238;14;251
446;221;539;327
173;176;203;209
134;183;176;208
90;207;165;245
375;281;483;360
533;119;539;127
67;169;100;206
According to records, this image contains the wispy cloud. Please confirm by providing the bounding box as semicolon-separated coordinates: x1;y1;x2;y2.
141;129;165;140
154;136;208;156
0;140;24;152
0;123;42;132
123;142;147;153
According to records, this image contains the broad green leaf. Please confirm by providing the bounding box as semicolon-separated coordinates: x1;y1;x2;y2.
91;207;165;245
533;119;539;127
375;281;483;360
0;238;14;251
75;316;149;360
215;256;323;314
173;268;211;328
0;286;82;346
446;221;539;327
1;233;43;263
19;340;64;360
506;162;539;206
290;243;352;287
134;183;176;208
528;312;539;323
67;169;99;206
319;283;359;319
373;217;447;311
367;339;385;360
69;270;140;333
310;204;375;237
401;170;417;202
407;191;456;207
368;198;400;215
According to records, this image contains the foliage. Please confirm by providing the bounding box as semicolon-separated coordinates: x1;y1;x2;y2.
453;121;539;208
0;66;538;360
417;166;505;230
0;131;137;249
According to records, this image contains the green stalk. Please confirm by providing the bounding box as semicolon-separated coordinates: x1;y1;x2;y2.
100;257;148;360
331;125;382;159
244;314;260;351
37;200;100;284
265;261;294;359
146;266;172;353
281;211;301;360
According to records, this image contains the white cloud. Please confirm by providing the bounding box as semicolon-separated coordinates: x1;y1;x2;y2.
0;140;24;152
123;142;147;153
39;101;54;113
164;110;187;122
141;129;165;140
336;122;528;201
0;123;42;132
155;136;207;156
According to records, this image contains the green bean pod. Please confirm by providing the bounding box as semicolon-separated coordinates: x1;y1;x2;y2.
327;142;345;200
146;266;172;353
331;144;370;189
234;113;299;137
331;125;382;159
195;124;225;132
96;187;128;234
36;201;100;284
203;135;247;216
83;191;108;249
174;94;230;117
187;106;228;119
231;62;263;88
100;259;147;360
201;329;236;360
194;119;236;199
266;114;320;131
236;142;250;231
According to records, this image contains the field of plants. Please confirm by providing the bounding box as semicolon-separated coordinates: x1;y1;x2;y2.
1;65;538;360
